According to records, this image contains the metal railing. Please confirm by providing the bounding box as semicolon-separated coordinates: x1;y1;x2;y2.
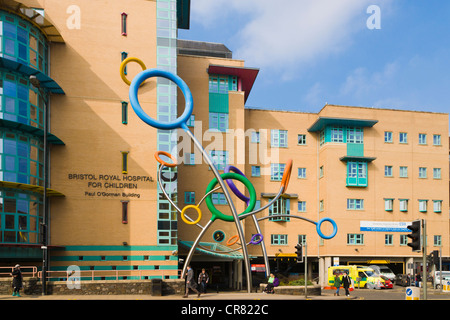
0;266;38;278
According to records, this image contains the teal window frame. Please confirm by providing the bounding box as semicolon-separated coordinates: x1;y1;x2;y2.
433;134;441;146
347;127;363;144
209;112;228;132
270;163;286;181
298;167;306;179
385;234;393;246
434;235;442;246
433;200;442;213
384;131;393;143
212;192;227;205
433;168;441;179
210;150;228;171
399;132;408;144
271;234;288;245
399;166;408;178
121;51;128;74
330;126;344;142
399;199;408;212
384;165;393;177
419;167;427;178
121;101;128;124
347;199;364;210
297;201;306;212
271;129;288;148
184;191;195;204
419;200;428;212
384;198;394;211
251;166;260;177
418;133;427;145
269;197;290;221
346;161;367;187
186;114;195;127
347;233;364;245
297;134;306;145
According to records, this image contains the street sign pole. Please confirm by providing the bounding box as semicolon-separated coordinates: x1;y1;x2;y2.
422;219;427;300
304;242;307;299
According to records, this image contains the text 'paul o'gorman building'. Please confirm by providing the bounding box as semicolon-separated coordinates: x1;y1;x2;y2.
0;0;448;291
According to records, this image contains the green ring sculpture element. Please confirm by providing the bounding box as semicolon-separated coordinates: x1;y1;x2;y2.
205;172;256;222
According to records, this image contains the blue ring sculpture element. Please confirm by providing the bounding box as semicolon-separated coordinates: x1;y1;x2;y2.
316;217;338;239
129;68;194;130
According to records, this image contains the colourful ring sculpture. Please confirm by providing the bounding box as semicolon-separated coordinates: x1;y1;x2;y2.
226;235;239;246
181;205;202;225
250;233;263;245
280;159;293;192
224;165;250;204
120;57;147;85
129;68;194;130
154;151;178;168
205;172;256;222
316;217;338;239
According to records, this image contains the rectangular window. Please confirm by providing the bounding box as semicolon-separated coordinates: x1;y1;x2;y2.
419;167;427;178
270;163;286;181
330;126;344;142
399;166;408;178
347;127;363;144
419;133;427;145
434;235;442;246
399;132;408;144
433;134;441;146
210;150;228;170
297;168;306;179
347;199;364;210
347;161;367;187
433;168;441;179
251;166;261;177
419;200;427;212
251;131;260;143
271;234;288;245
184;192;195;204
186;114;195;127
121;200;129;224
319;200;324;212
400;235;408;246
121;101;128;124
384;198;393;211
298;235;307;245
297;134;306;145
269;198;290;221
297;201;306;212
185;153;195;165
209;112;228;132
121;12;128;36
271;129;288;148
433;200;442;213
347;234;364;245
384;166;393;177
212;193;228;205
121;51;128;74
121;151;129;174
385;234;393;245
384;131;393;143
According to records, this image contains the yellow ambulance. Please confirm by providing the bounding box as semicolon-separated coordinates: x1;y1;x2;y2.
328;265;386;289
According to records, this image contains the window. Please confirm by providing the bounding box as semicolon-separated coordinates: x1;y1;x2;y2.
270;163;286;181
433;200;442;213
184;153;195;165
347;234;364;245
210;150;228;170
269;198;290;221
271;234;288;245
399;199;408;212
400;235;408;246
399;166;408;178
297;168;306;179
433;134;441;146
121;151;129;174
184;192;195;204
385;234;393;245
419;200;427;212
347;161;367;187
298;235;307;245
347;127;363;144
384;199;393;211
347;199;364;210
319;200;324;212
433;168;441;179
212;193;228;205
419;167;427;178
186;114;195;127
419;133;427;145
399;132;408;144
297;201;306;212
121;12;128;36
121;200;129;224
121;51;128;74
251;166;261;177
384;166;393;177
319;166;324;178
297;134;306;145
121;101;128;124
251;131;260;143
434;235;442;246
271;130;288;148
330;126;344;142
209;113;228;131
384;131;393;143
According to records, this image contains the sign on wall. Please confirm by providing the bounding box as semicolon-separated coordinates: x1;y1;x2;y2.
360;221;411;232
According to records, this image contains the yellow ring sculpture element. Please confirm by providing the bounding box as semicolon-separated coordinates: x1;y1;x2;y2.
120;57;147;85
226;235;239;246
181;205;202;225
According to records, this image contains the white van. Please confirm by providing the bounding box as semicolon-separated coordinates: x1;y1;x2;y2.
369;265;396;282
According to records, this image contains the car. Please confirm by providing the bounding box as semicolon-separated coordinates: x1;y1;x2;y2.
380;275;393;289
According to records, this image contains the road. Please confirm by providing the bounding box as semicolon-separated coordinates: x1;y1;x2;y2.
336;285;450;300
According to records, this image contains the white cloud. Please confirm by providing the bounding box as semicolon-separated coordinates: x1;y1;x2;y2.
190;0;382;79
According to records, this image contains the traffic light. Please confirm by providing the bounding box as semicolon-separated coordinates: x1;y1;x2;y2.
407;219;422;252
432;250;440;266
295;243;303;263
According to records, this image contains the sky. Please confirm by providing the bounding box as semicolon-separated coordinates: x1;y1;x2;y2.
178;0;450;122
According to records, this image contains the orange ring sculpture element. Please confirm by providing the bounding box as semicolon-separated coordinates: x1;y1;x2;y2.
181;205;202;225
226;235;239;246
154;151;178;167
280;159;293;192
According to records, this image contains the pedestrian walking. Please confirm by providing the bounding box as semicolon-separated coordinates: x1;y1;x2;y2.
198;268;209;293
184;265;201;298
333;273;341;296
11;264;23;297
342;272;351;296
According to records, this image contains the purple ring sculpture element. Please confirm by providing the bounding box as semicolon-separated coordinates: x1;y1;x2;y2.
250;233;263;245
224;165;250;204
